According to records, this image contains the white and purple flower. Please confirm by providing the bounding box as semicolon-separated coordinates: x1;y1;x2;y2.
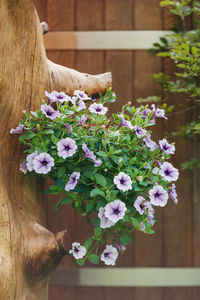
64;124;72;134
74;90;90;101
98;207;115;229
118;114;134;129
133;125;147;138
159;139;175;155
76;100;86;111
149;185;168;207
114;172;132;192
101;245;118;266
104;200;127;223
10;124;25;134
65;172;80;192
78;114;87;126
26;151;38;172
57;138;77;159
69;242;86;260
33;152;55;174
89;103;108;115
152;104;167;119
143;134;157;151
169;184;178;204
45;91;71;103
20;161;27;174
82;143;96;161
94;158;102;167
114;241;126;253
159;162;179;182
134;196;151;215
41;104;61;120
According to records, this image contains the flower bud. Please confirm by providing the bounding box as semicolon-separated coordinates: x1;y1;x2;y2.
136;175;143;182
118;158;122;166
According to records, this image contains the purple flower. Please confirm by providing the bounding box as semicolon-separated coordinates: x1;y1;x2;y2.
104;200;127;223
89;103;108;115
20;161;27;174
118;114;133;129
45;91;71;103
149;185;168;207
152;104;167;119
57;138;77;159
140;108;152;118
159;162;179;182
169;184;178;204
76;100;86;111
69;242;86;259
133;125;147;138
26;151;38;171
114;172;132;192
159;139;175;155
74;90;90;101
114;241;126;253
98;207;115;229
140;222;146;231
65;172;80;192
101;245;118;266
143;134;157;151
94;158;102;167
64;124;72;134
78;114;87;126
82;143;96;161
10;124;25;134
152;167;160;175
134;196;150;215
33;152;55;174
41;104;61;120
146;204;155;225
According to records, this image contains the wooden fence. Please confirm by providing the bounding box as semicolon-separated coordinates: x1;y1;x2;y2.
34;1;200;299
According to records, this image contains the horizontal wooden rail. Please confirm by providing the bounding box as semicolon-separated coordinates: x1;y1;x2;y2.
50;268;200;287
44;31;171;50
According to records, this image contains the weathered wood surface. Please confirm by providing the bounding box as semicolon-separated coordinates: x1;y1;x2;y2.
0;0;111;299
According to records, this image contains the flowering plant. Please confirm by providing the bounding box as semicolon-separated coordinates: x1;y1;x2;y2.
10;88;179;266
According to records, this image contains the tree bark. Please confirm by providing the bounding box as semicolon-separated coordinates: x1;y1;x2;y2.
0;0;112;299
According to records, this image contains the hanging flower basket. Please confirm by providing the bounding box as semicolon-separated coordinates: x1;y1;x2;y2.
10;88;179;266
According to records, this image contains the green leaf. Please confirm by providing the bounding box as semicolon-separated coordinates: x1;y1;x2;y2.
92;218;100;227
19;131;36;140
59;196;74;205
51;135;59;145
95;174;107;187
130;217;141;230
88;254;99;264
86;201;95;213
76;259;85;266
90;188;105;198
192;46;198;55
96;151;107;157
120;232;131;246
57;166;66;178
84;237;93;250
94;227;102;237
41;129;54;135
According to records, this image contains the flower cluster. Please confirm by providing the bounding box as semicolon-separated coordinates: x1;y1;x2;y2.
11;88;179;266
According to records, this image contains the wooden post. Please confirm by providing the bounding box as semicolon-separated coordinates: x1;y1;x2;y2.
0;0;112;299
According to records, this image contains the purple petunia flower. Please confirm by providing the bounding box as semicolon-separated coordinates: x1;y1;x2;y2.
41;104;61;120
159;139;175;155
69;242;86;259
98;207;115;229
134;196;151;215
169;183;178;204
140;222;146;231
140;108;152;118
101;245;118;266
89;103;108;115
26;151;38;172
114;241;126;253
149;185;168;207
94;158;102;167
20;161;27;174
64;124;72;134
57;138;77;159
45;91;71;103
159;162;179;182
118;114;134;129
143;134;157;151
104;200;127;223
76;100;86;111
82;143;96;161
33;152;55;174
78;114;87;126
74;90;90;101
65;172;80;192
114;172;132;192
10;124;25;134
152;104;167;119
133;125;147;138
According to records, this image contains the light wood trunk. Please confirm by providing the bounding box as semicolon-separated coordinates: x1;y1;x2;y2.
0;1;112;299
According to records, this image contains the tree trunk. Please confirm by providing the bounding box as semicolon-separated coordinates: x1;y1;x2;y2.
0;1;112;299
